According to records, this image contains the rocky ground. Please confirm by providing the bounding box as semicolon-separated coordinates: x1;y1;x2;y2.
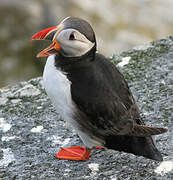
0;36;173;179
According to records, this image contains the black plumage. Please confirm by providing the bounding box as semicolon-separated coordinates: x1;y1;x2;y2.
32;16;167;161
55;48;166;161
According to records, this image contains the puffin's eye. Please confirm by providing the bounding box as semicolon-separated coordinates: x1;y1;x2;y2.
69;33;75;40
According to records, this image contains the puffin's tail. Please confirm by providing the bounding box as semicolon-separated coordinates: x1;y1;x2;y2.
129;124;168;137
105;135;163;161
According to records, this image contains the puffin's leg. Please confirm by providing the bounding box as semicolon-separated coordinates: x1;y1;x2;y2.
55;146;91;161
95;146;105;149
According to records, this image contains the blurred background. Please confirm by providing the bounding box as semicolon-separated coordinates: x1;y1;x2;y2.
0;0;173;87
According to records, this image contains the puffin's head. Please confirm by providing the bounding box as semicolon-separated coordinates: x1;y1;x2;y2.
31;17;96;58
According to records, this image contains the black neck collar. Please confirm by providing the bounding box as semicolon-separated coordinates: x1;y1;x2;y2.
54;45;96;72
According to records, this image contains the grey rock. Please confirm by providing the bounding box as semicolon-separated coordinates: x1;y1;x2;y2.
11;99;22;104
13;84;41;98
0;97;8;106
0;36;173;179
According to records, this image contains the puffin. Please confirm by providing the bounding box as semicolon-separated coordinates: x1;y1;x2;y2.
31;17;167;161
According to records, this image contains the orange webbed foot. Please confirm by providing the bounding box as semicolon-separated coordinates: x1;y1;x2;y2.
55;146;91;161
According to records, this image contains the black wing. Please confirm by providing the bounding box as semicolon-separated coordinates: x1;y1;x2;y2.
70;53;167;138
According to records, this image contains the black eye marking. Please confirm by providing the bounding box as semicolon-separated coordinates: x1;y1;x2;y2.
69;33;75;40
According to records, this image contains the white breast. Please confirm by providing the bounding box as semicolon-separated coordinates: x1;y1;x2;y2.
43;55;75;125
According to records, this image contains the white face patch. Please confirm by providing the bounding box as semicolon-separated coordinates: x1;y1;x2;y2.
55;28;95;57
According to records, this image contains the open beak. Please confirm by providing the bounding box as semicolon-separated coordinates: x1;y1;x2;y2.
31;25;63;58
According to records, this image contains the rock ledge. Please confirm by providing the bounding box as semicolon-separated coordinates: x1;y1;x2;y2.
0;36;173;180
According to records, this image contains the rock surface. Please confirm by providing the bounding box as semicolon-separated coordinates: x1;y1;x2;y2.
0;36;173;179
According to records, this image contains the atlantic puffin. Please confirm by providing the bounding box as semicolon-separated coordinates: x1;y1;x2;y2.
31;17;167;161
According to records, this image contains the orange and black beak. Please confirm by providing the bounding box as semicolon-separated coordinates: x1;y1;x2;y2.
31;25;63;58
